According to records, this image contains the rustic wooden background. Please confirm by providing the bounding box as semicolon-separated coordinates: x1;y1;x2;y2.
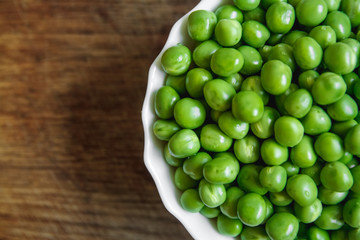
0;0;198;239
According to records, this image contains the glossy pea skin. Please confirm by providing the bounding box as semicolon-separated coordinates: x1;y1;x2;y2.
222;73;243;92
284;88;313;118
294;198;322;223
185;68;213;99
165;74;187;96
301;106;332;135
217;214;243;237
345;124;360;155
266;2;295;33
282;30;308;45
237;164;268;195
220;186;245;219
268;43;296;72
343;72;360;95
259;45;272;61
331;120;358;138
293;36;323;70
262;196;274;223
168;129;200;158
261;138;288;166
324;42;357;75
338;151;354;165
237;46;263;75
241;76;269;105
324;0;341;11
320;161;354;192
183;152;212;180
311;72;347;105
341;0;360;27
275;83;299;115
218;111;249;139
200;206;220;218
163;142;183;167
259;166;287;192
242;20;270;48
193;40;222;69
199;179;226;208
210;48;244;77
203;79;236;111
342;38;360;67
286;174;318;207
260;60;292;95
291;135;317;168
153;119;181;141
161;44;192;76
215;19;242;47
180;189;204;213
301;161;324;186
200;124;233;152
315;205;344;230
232;91;264;123
244;7;266;24
174;167;198;191
203;156;240;184
265;213;299;240
352;165;360;194
318;185;348;205
154;86;180;119
267;33;285;46
282;161;300;177
262;0;287;8
240;226;269;240
315;132;344;162
274;116;304;147
187;10;217;41
327;94;358;121
237;193;267;227
215;5;244;23
251;107;280;139
269;190;293;207
296;0;328;26
308;226;330;240
234;135;260;164
309;25;336;49
234;0;260;11
174;98;206;129
324;11;351;40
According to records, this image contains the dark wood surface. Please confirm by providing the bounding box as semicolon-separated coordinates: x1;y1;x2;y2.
0;1;198;239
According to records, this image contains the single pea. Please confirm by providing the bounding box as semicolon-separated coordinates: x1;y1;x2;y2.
309;25;336;49
282;30;308;45
341;38;360;67
347;158;359;169
298;70;319;91
215;5;243;22
301;161;324;186
161;43;192;77
266;2;295;33
275;83;299;115
266;213;299;240
210;48;244;77
200;124;233;152
237;46;263;75
215;19;242;47
187;10;217;41
324;0;341;11
241;75;269;105
203;156;240;184
308;226;331;240
284;88;313;118
315;205;344;230
244;7;265;24
200;206;220;218
163;142;183;167
352;165;360;194
291;135;317;168
183;152;212;180
165;74;187;96
301;105;332;135
234;0;260;11
232;91;264;123
217;214;243;237
240;226;269;240
315;132;344;162
218;111;249;139
267;33;285;45
324;42;357;75
222;73;243;92
251;107;280;139
262;196;274;223
154;86;180;119
185;68;212;99
281;161;300;177
237;164;268;195
294;198;322;223
168;129;200;158
242;20;270;48
267;43;296;72
153;119;181;141
174;98;206;129
193;40;222;69
274;204;295;214
341;0;360;27
327;94;358;121
260;138;289;166
269;190;293;206
274;116;304;147
259;166;287;192
345;124;360;155
343;72;360;95
199;179;226;208
331;229;349;240
237;193;267;227
318;185;348;205
320;161;354;192
325;11;351;40
174;167;198;191
203;79;236;111
287;174;318;207
220;186;245;219
234;135;260;164
338;151;354;165
180;189;204;213
260;60;292;95
293;36;323;70
311;72;347;105
295;0;328;26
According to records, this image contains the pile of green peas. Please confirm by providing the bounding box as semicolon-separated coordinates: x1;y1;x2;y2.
153;0;360;239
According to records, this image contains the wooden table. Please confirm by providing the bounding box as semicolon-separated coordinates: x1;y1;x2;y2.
0;1;198;239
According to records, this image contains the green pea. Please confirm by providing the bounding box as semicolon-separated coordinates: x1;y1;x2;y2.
187;10;217;41
311;72;347;105
275;206;295;215
349;227;360;240
240;226;269;240
215;5;243;22
251;107;280;139
327;94;358;121
294;198;322;224
318;185;348;205
315;132;344;162
324;0;341;11
284;88;313;118
199;179;226;208
165;74;187;96
259;166;287;192
180;189;204;213
296;0;328;26
237;164;268;195
215;19;242;47
241;75;269;105
220;186;245;219
243;7;265;24
218;111;249;139
352;165;360;194
258;45;272;61
301;105;332;135
210;109;222;123
222;73;243;92
298;70;319;91
331;229;349;240
193;40;222;69
355;81;360;100
324;42;357;75
341;38;360;67
183;152;212;180
237;193;267;227
173;98;206;129
174;167;198;191
301;161;324;186
168;129;200;158
287;174;318;207
200;124;233;152
309;25;336;49
262;196;274;223
341;0;360;27
210;48;244;77
185;68;212;99
163;142;183;167
282;30;308;45
347;157;359;169
315;205;344;230
266;213;299;240
290;135;317;168
217;214;243;237
345;124;360;155
234;0;260;11
343;72;360;95
320;161;354;192
338;151;354;165
267;33;285;45
161;44;191;76
232;91;264;123
274;116;304;147
260;59;292;95
269;190;293;206
275;83;299;115
260;138;288;166
262;0;288;8
153;119;181;141
266;2;295;33
324;11;351;40
331;120;358;138
308;226;330;240
203;156;240;184
154;86;180;119
281;161;300;177
200;206;220;218
203;79;236;111
293;36;323;70
234;135;260;164
242;20;270;48
267;43;296;71
237;46;263;75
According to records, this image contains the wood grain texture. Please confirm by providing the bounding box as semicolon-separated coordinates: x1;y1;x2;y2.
0;0;198;239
